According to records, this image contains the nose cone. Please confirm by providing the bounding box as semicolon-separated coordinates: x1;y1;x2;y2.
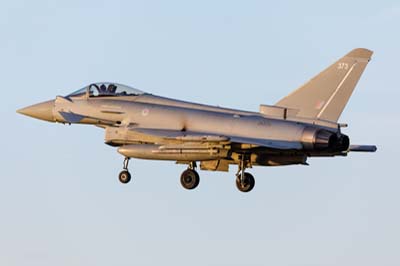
17;100;55;122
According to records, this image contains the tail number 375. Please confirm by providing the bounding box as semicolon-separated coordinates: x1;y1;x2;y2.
338;62;349;70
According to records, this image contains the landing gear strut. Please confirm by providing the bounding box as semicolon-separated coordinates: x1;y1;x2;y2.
180;161;200;190
118;157;131;184
235;155;255;192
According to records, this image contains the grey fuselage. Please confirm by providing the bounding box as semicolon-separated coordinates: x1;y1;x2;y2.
49;92;348;168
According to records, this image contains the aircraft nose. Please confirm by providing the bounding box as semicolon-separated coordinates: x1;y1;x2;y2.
17;100;55;122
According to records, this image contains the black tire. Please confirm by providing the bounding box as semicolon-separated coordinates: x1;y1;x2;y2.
180;169;200;190
119;170;131;184
235;172;255;192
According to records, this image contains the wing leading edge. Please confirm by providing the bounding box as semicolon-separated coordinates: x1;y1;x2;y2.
126;127;303;150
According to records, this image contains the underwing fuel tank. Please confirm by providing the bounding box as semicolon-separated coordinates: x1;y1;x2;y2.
118;144;229;161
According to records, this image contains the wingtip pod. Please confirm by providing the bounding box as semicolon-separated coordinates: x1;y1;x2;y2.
345;48;373;60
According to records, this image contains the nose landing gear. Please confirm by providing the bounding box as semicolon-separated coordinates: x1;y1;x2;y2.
118;157;131;184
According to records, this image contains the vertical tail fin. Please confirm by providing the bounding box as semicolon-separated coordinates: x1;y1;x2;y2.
275;48;373;122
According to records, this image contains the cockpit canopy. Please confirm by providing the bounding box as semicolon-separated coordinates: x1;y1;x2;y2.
67;82;145;98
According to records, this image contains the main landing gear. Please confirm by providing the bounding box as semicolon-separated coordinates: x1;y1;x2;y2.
178;158;255;193
118;157;131;184
180;161;200;190
235;155;255;193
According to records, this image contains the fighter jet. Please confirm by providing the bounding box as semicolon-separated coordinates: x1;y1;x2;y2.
17;48;377;192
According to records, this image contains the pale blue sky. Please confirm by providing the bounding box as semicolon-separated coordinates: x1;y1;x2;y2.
1;1;399;265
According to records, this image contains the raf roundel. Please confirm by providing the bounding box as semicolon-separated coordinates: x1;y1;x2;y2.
141;108;150;116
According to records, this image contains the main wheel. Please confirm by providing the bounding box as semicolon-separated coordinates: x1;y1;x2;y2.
236;172;255;192
180;169;200;190
119;170;131;184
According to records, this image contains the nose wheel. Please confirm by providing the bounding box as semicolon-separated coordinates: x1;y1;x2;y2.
118;157;131;184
